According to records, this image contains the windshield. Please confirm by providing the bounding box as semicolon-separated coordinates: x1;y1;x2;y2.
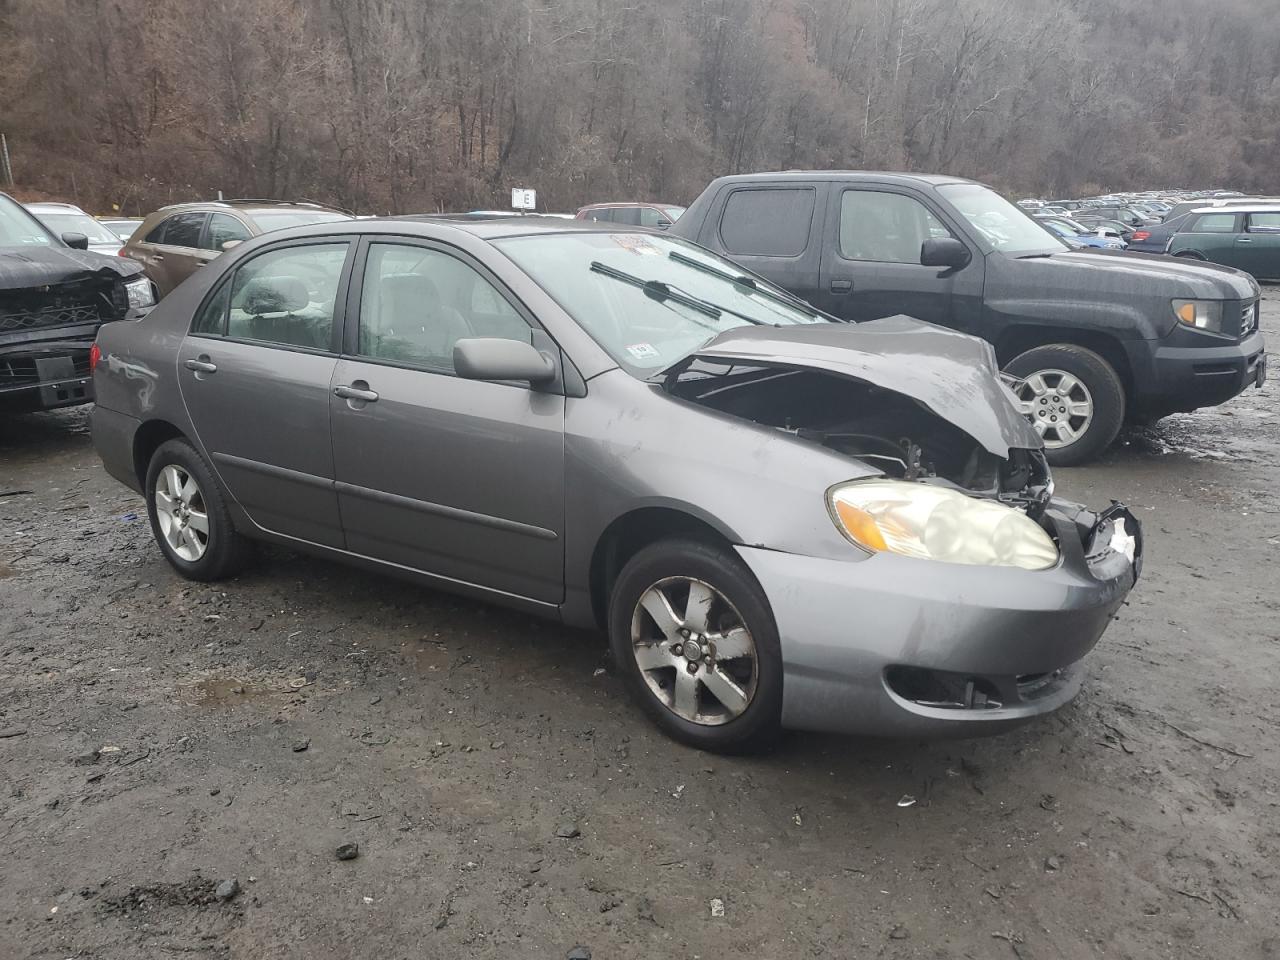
249;210;352;232
0;196;56;247
938;183;1067;256
495;232;828;375
33;210;120;244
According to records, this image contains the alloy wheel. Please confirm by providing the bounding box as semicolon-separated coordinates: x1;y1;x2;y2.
154;464;210;562
629;576;758;726
1013;368;1095;449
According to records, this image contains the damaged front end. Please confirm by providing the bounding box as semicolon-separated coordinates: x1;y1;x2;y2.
662;314;1141;577
1;247;150;411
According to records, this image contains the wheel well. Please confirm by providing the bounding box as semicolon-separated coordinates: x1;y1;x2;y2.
132;420;186;488
996;326;1132;400
1174;250;1206;259
588;508;730;630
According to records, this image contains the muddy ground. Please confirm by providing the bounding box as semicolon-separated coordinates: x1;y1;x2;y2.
2;300;1278;960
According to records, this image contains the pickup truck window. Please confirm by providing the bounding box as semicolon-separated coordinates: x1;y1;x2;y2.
937;183;1065;256
839;190;952;263
719;187;815;257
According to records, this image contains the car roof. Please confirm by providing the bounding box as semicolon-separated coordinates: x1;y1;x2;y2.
704;170;976;187
149;200;352;217
385;213;641;240
26;201;91;213
579;201;681;209
1189;204;1280;214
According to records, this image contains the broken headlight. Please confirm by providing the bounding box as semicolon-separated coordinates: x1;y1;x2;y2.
827;479;1059;570
124;276;155;310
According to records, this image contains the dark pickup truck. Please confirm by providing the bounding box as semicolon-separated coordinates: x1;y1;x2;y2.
671;172;1267;464
1;191;154;412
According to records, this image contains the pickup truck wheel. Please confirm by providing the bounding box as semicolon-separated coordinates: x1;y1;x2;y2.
145;439;252;581
1005;345;1125;466
608;538;783;754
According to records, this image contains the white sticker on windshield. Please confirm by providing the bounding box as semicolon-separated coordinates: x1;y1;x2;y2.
612;235;661;256
626;343;660;360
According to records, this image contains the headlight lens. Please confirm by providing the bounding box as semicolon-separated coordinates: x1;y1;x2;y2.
1172;299;1224;333
828;480;1059;570
124;276;155;310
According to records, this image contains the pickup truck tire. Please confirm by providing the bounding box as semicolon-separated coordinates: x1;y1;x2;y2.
609;538;782;753
1005;344;1125;466
145;438;252;581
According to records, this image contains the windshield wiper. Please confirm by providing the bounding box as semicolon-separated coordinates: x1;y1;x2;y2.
590;261;722;320
667;251;828;320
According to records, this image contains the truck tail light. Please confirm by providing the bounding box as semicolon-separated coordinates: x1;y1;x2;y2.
89;343;102;373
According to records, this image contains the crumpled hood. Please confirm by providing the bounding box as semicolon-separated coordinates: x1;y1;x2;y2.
0;244;142;292
685;316;1041;458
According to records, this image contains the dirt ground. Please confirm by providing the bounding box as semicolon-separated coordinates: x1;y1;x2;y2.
2;300;1278;960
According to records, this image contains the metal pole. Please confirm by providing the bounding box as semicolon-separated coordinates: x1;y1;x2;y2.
0;133;13;188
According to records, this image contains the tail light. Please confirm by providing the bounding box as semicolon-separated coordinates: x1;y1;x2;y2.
89;343;102;373
1132;230;1150;242
117;248;128;257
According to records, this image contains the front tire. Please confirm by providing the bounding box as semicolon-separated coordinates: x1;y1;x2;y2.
1005;344;1125;467
608;538;783;753
145;438;251;581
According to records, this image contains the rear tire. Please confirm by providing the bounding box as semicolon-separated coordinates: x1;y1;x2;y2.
1005;344;1125;467
145;438;251;581
608;538;782;753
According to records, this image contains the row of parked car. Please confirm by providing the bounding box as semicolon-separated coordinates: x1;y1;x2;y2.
3;177;1270;466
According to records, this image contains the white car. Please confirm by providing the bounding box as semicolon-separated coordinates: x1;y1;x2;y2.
25;202;124;256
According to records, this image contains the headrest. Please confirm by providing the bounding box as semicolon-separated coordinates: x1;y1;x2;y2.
241;276;309;315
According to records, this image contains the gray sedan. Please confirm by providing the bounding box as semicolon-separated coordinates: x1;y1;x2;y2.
90;216;1141;752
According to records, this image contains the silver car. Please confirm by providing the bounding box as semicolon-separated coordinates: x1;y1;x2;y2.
90;217;1141;752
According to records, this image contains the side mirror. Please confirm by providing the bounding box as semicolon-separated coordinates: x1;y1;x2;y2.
920;237;970;269
655;219;672;230
454;338;556;384
221;239;243;252
61;232;89;250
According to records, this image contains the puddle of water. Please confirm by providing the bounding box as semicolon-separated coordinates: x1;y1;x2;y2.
185;678;279;706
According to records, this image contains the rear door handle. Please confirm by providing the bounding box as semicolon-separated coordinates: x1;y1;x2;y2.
829;279;854;294
1237;237;1252;243
334;384;379;402
184;358;217;374
153;254;165;262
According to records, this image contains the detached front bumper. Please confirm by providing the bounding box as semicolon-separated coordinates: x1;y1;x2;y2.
737;500;1141;738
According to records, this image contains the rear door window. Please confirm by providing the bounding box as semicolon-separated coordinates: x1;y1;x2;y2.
840;190;953;263
1246;212;1280;232
1190;213;1239;233
719;188;815;257
206;213;251;251
161;213;208;249
224;243;351;349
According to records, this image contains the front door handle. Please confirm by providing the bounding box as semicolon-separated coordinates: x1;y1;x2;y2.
334;383;379;403
1237;237;1252;243
153;254;165;262
184;358;217;374
829;279;854;294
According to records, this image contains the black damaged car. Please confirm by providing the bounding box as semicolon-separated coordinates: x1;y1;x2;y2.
1;191;154;411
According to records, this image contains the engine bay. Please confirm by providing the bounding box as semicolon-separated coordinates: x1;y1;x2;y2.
665;360;1053;517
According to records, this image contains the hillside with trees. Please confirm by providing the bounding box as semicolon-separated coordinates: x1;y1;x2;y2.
2;0;1278;214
